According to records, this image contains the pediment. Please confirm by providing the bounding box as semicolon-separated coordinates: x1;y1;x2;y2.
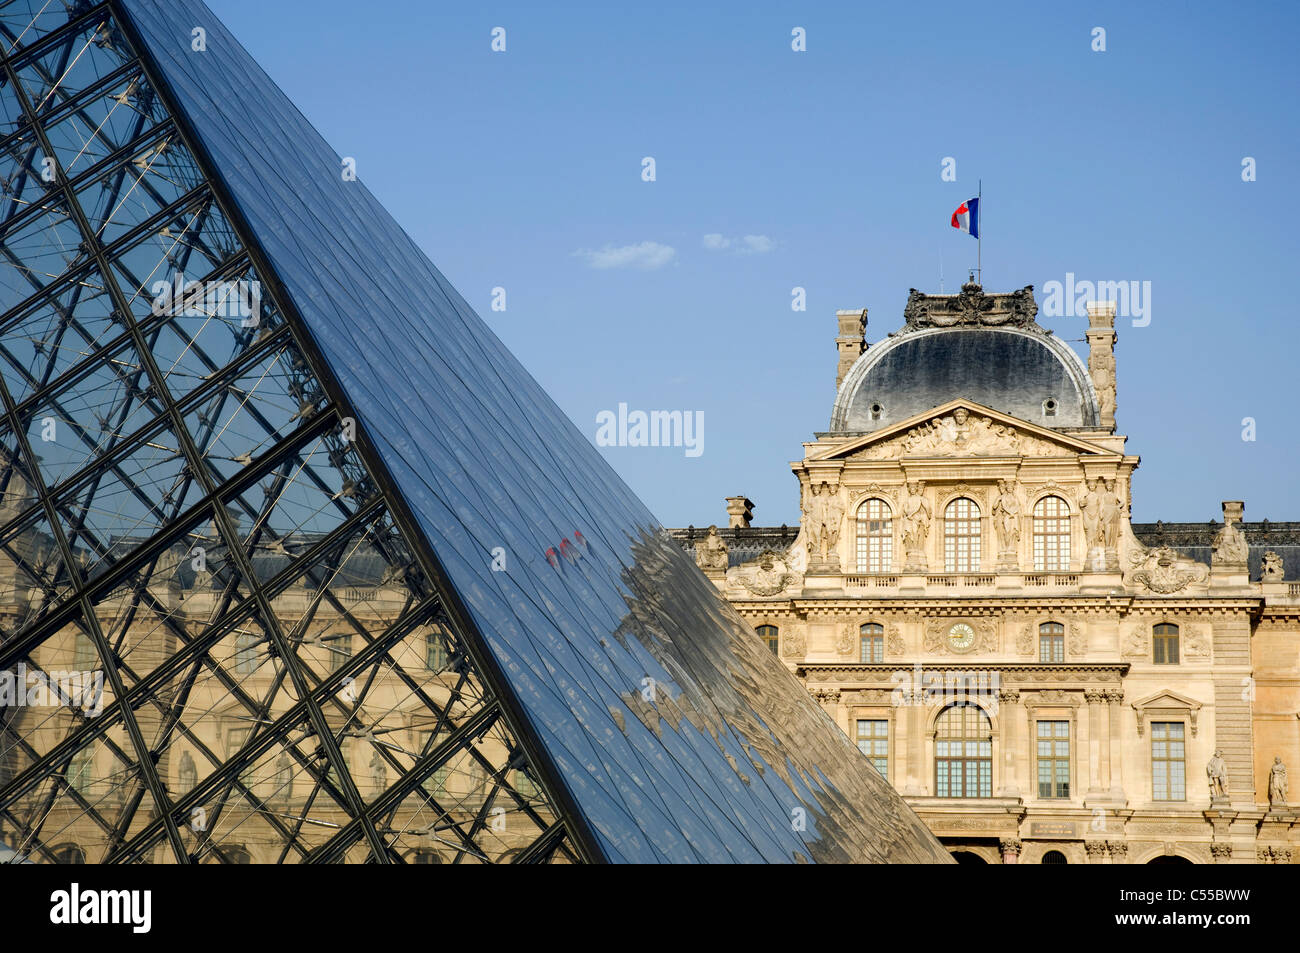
1132;690;1202;713
815;400;1114;462
1131;690;1202;738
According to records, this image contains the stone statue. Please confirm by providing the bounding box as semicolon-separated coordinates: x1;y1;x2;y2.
900;482;931;566
369;747;387;793
1261;550;1284;581
801;482;842;566
1207;749;1230;800
992;480;1020;553
1269;756;1288;809
1099;478;1121;552
694;525;728;572
1212;518;1249;567
1089;346;1116;422
274;751;293;804
1079;479;1103;548
178;750;197;795
817;484;842;554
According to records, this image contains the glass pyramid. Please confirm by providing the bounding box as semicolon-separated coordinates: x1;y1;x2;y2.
0;0;949;863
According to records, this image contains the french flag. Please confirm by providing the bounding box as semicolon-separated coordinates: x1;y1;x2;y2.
951;197;979;238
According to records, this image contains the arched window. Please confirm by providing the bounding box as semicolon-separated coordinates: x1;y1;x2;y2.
944;498;981;572
859;622;883;662
1153;623;1180;664
935;704;992;797
1032;495;1070;570
755;624;779;656
1039;621;1065;663
856;498;893;572
1041;850;1068;864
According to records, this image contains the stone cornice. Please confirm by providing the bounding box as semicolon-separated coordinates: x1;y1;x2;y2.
798;661;1128;680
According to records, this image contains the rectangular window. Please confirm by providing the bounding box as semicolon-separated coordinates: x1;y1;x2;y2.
1153;624;1180;665
1151;722;1186;801
426;631;449;671
1036;720;1070;798
1039;623;1065;663
856;719;888;777
860;624;884;663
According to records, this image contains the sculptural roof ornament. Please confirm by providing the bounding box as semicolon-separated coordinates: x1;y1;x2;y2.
899;281;1044;335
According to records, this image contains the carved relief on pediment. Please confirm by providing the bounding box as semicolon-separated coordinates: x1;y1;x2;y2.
849;410;1070;461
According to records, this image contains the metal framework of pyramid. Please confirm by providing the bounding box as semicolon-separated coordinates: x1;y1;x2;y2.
0;0;949;863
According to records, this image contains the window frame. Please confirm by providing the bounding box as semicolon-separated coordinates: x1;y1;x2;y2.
855;718;889;778
1035;719;1070;799
859;622;884;663
1038;621;1065;663
934;703;993;798
855;498;893;573
943;498;982;573
1150;721;1186;801
1153;623;1180;664
755;624;779;656
1032;495;1071;571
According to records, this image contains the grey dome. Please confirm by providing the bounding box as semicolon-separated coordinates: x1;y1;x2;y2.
832;326;1100;432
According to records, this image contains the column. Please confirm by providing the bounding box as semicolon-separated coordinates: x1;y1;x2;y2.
1107;689;1125;801
904;702;925;795
1085;689;1106;795
1000;838;1021;865
998;689;1021;797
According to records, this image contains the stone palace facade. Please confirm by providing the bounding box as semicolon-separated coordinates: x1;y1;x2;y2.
672;283;1299;864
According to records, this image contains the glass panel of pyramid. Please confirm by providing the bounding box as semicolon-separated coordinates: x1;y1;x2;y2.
0;0;949;863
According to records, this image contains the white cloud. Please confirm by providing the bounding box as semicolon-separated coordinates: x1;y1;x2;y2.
702;232;775;255
573;241;676;270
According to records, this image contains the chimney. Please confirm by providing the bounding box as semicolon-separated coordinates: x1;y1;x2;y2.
725;496;754;529
835;309;868;391
1085;301;1117;431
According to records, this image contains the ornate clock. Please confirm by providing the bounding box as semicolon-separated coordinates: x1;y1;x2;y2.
947;623;976;652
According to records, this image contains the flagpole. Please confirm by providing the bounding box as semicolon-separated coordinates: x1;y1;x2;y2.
977;179;982;285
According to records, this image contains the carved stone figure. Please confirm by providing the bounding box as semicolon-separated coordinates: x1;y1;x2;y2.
1207;749;1230;800
1099;479;1121;553
1089;346;1116;422
895;411;1026;457
992;480;1020;555
803;482;842;567
900;482;931;569
178;750;197;795
1079;479;1103;549
1212;517;1249;568
1261;551;1285;581
369;747;387;793
694;525;728;572
1269;757;1288;809
273;751;293;804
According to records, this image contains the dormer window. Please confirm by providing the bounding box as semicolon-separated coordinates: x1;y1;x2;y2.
869;402;883;422
1042;398;1058;417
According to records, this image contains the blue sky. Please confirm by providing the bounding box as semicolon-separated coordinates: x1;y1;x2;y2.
208;0;1299;527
